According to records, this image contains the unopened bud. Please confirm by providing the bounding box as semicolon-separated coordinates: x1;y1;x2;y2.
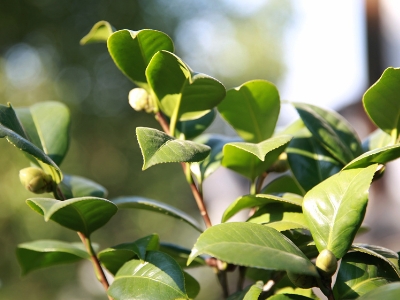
316;249;337;278
128;88;155;113
19;167;54;194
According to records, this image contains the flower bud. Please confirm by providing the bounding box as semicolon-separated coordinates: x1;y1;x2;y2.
316;249;337;278
19;167;54;194
128;88;155;113
268;152;289;173
287;271;318;289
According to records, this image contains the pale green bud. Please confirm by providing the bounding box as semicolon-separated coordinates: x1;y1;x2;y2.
19;167;54;194
316;249;337;278
128;88;155;113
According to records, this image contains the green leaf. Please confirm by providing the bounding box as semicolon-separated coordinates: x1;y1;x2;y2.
222;193;302;223
261;175;305;196
113;196;203;232
16;240;89;275
183;271;200;299
108;29;174;88
26;197;117;236
222;135;292;180
159;243;206;269
343;144;400;170
302;164;377;259
333;252;399;299
98;234;160;275
175;109;216;140
80;20;115;45
281;230;318;259
218;80;280;143
356;282;400;300
191;134;239;183
16;101;70;166
188;222;318;276
362;129;392;152
267;294;315;300
108;251;189;300
59;174;108;199
227;281;263;300
146;51;226;130
0;103;62;183
136;127;211;170
363;67;400;139
287;133;343;192
293;102;362;165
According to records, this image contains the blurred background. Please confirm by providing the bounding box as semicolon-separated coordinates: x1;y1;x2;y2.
0;0;399;299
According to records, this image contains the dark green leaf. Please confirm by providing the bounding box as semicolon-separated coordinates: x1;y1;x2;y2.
175;109;216;140
26;197;117;236
222;135;292;180
113;196;203;232
356;282;400;300
16;240;89;275
362;129;392;152
108;251;189;300
261;175;305;196
159;243;206;269
188;222;318;276
302;165;377;258
98;234;160;275
80;20;115;45
136;127;211;170
333;252;399;299
183;271;200;299
363;67;400;139
108;29;174;87
218;80;280;143
59;174;108;199
293;102;362;165
227;281;263;300
281;230;318;259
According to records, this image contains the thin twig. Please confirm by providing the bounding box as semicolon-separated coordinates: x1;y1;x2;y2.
155;111;170;135
217;269;229;299
237;266;246;292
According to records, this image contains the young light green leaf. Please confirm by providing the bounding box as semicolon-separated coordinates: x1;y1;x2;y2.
136;127;211;170
113;196;203;232
188;222;318;276
261;174;305;196
222;193;302;223
26;197;117;236
159;243;206;269
98;234;160;275
108;251;189;300
183;271;200;299
16;101;70;166
333;252;399;299
293;102;362;165
267;294;315;300
302;164;377;259
108;29;174;88
343;144;400;170
58;174;108;199
356;282;400;300
80;20;115;45
363;67;400;139
16;240;89;275
222;135;292;180
227;281;264;300
146;51;226;129
218;80;280;143
362;128;392;152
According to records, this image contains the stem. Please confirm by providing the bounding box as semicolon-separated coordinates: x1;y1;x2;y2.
259;271;285;298
237;266;246;292
250;179;257;195
256;172;268;194
155;111;170;135
216;269;229;299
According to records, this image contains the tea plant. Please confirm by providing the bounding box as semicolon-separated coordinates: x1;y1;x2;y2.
2;20;400;299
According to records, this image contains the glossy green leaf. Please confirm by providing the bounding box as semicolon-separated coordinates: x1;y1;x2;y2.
26;197;117;236
191;134;239;183
0;103;62;182
222;135;292;180
98;234;159;275
343;144;400;170
261;175;305;196
16;101;70;166
302;164;377;258
108;251;189;300
218;80;280;143
146;50;226;129
356;282;400;300
362;129;392;152
267;294;314;300
222;193;302;223
183;271;200;299
175;109;216;140
136;127;211;170
188;222;318;276
281;230;318;259
159;243;206;269
80;20;114;45
16;240;89;275
333;252;399;299
59;174;108;199
108;29;174;88
293;102;362;165
113;196;203;232
363;67;400;139
287;133;343;192
227;281;263;300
